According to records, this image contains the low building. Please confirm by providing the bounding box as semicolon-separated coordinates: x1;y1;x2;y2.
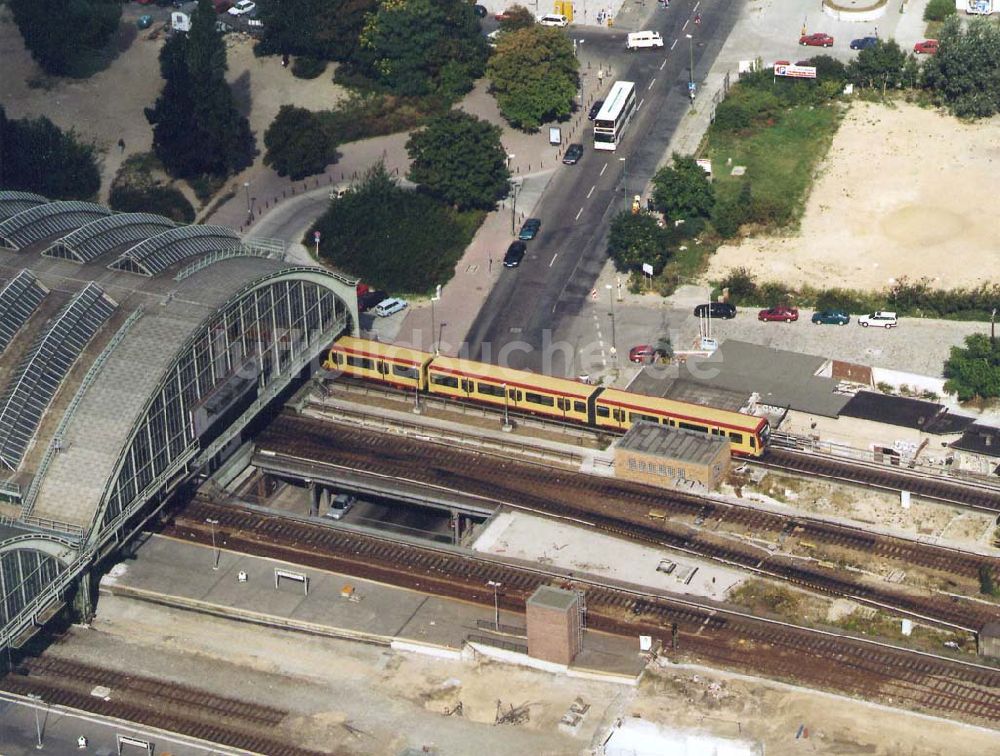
980;621;1000;659
526;586;582;665
614;422;730;490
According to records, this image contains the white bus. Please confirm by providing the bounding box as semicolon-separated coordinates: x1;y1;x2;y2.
593;81;637;151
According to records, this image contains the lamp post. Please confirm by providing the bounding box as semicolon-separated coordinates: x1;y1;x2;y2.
243;181;251;221
606;284;617;361
619;157;627;205
206;518;220;570
27;693;43;749
487;580;502;630
430;284;442;354
510;179;521;236
501;382;513;432
686;34;695;102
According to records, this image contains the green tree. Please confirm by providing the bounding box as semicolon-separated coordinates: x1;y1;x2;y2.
943;333;1000;401
257;0;376;61
9;0;121;77
406;111;509;210
486;26;578;131
356;0;487;98
145;0;255;178
651;154;715;221
264;106;339;179
848;40;909;91
921;18;1000;119
108;154;195;223
607;211;671;272
0;106;100;199
499;4;535;30
923;0;955;21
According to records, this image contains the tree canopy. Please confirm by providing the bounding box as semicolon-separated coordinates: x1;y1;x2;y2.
606;211;673;273
498;5;535;30
311;163;481;292
921;18;1000;119
406;110;510;210
145;0;255;178
651;154;715;221
257;0;375;61
486;26;578;131
0;106;100;199
354;0;487;99
9;0;121;77
108;154;195;223
944;333;1000;401
264;106;340;179
848;40;912;91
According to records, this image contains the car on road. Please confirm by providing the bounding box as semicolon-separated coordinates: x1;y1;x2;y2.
693;302;737;319
850;36;878;50
518;218;541;240
538;13;568;26
473;4;487;17
858;310;898;328
563;143;584;165
757;305;799;322
494;9;513;20
374;297;408;317
799;33;834;48
228;0;255;15
325;493;355;520
811;309;850;325
628;344;669;363
503;241;527;267
588;100;604;120
914;39;939;55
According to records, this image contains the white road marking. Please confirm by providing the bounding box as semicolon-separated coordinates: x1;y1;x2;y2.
550;253;559;266
670;38;678;50
660;58;667;70
682;20;689;31
638;98;645;109
600;163;608;176
647;79;656;90
575;207;584;220
587;185;596;198
693;1;700;11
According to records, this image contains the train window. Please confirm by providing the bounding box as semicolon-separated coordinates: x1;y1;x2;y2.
678;421;707;434
477;382;505;397
346;356;374;370
711;428;723;436
557;398;570;411
574;401;586;414
525;391;555;407
461;379;473;393
668;419;676;427
728;432;744;444
430;374;459;388
630;412;660;424
750;437;757;448
597;406;610;418
391;365;418;380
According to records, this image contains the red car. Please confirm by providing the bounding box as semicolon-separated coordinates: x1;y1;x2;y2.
495;9;513;20
628;344;668;364
914;39;939;55
799;33;834;48
758;306;799;322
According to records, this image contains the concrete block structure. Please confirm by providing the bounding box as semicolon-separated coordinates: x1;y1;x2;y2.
614;422;730;490
526;586;581;665
980;622;1000;659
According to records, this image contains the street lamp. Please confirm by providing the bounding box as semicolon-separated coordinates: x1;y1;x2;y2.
487;580;503;630
619;157;627;203
686;34;695;102
501;382;513;432
510;179;521;236
206;518;220;570
430;284;442;354
243;181;251;221
606;284;617;360
27;693;43;749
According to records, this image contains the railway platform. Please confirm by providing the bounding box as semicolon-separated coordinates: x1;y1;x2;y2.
101;535;647;685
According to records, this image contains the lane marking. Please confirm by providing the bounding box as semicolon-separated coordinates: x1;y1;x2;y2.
647;79;656;90
550;253;559;266
660;58;667;70
670;38;678;51
600;163;608;176
638;97;645;109
693;1;700;10
587;185;596;198
682;20;689;30
575;207;584;220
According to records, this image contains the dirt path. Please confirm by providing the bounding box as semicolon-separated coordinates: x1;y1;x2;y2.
707;100;1000;291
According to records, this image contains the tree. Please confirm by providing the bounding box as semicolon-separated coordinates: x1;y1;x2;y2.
848;40;908;91
356;0;487;98
943;333;1000;401
499;4;535;30
264;106;339;179
651;154;715;221
0;107;100;199
406;111;509;210
257;0;376;61
145;0;255;178
607;211;672;272
921;18;1000;119
108;154;195;223
486;26;578;131
9;0;121;77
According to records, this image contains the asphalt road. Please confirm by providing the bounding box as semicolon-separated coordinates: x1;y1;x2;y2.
464;0;742;373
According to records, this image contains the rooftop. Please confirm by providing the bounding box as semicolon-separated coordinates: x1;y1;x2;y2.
527;585;578;612
616;421;728;465
840;391;973;434
951;424;1000;459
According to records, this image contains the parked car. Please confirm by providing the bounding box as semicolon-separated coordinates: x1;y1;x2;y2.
473;4;488;17
914;39;939;55
811;309;850;325
538;13;568;26
358;289;388;312
137;14;154;28
325;493;355;520
588;100;604;121
850;36;878;50
858;310;898;328
563;143;584;165
628;345;669;364
503;241;527;268
494;9;513;20
693;302;737;319
518;218;541;240
228;0;256;14
486;29;505;47
799;33;834;48
374;297;408;317
757;305;799;322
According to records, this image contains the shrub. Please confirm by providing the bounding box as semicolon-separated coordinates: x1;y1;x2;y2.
291;56;327;79
109;184;195;223
924;0;955;21
264;105;339;179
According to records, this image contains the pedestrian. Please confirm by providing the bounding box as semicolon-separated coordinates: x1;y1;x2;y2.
117;138;125;153
282;52;289;68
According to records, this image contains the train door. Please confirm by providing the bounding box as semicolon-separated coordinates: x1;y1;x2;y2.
587;387;605;426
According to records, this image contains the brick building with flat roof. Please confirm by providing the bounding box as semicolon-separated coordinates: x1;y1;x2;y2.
614;422;730;490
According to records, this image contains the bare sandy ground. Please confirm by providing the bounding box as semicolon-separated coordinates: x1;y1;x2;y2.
707;100;1000;290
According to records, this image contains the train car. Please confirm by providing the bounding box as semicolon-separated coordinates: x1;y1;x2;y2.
324;336;433;391
593;388;769;457
426;356;595;424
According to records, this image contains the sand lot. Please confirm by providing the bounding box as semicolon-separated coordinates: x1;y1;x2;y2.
707;101;1000;290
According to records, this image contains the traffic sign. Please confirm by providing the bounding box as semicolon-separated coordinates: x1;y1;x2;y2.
688;81;696;91
314;231;321;242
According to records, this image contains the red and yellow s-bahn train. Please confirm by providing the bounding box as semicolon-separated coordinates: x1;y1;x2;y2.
324;336;770;457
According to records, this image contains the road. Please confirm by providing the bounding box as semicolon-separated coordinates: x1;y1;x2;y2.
464;0;742;373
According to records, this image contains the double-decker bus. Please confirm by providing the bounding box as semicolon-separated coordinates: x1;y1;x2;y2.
593;81;637;151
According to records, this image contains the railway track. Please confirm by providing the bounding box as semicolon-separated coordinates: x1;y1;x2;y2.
0;656;323;756
168;499;1000;726
257;413;1000;632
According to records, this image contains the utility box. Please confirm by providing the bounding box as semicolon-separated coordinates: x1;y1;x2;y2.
548;126;562;145
526;586;581;665
980;621;1000;659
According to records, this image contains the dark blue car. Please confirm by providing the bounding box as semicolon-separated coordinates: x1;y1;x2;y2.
850;36;878;50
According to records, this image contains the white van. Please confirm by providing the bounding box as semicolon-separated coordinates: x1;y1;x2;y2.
374;297;408;317
626;31;664;50
538;13;568;26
